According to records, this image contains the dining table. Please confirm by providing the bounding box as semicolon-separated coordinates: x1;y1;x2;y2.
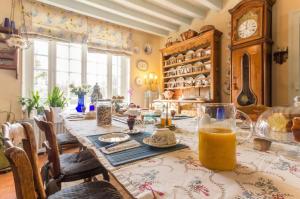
63;116;300;199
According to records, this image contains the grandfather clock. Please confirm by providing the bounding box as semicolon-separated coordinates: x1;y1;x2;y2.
229;0;275;106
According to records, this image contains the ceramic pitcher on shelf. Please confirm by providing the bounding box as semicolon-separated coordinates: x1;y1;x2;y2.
197;103;253;171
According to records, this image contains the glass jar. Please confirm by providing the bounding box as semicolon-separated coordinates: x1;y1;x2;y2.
96;99;112;126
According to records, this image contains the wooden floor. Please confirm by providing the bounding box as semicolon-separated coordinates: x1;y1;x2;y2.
0;148;132;199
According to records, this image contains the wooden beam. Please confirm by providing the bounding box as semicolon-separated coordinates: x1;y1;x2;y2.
193;0;222;11
77;0;179;32
38;0;169;36
154;0;206;18
112;0;193;25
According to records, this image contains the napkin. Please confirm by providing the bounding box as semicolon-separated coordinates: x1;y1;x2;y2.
65;113;85;121
100;140;141;154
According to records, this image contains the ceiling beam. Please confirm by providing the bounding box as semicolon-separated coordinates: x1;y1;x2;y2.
112;0;193;25
38;0;169;36
76;0;179;32
154;0;206;18
194;0;222;11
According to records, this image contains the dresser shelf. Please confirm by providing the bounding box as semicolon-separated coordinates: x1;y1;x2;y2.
161;28;222;101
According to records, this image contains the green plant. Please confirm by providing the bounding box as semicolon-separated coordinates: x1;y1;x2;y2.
69;84;91;96
47;87;67;108
19;91;42;117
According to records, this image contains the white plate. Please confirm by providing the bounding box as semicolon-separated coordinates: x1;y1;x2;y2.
123;128;141;135
168;78;176;88
143;137;180;148
98;133;130;143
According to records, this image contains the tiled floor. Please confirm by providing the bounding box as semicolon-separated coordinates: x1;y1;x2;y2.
0;148;132;199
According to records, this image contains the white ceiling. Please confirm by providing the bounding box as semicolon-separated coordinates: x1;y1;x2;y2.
37;0;223;37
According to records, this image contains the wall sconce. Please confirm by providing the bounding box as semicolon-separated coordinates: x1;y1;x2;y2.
144;72;158;91
273;47;288;64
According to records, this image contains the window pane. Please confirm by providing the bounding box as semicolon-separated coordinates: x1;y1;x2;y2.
87;53;108;97
34;55;48;70
70;60;81;73
56;58;69;72
56;71;69;87
34;40;48;55
33;40;49;101
33;70;48;100
70;45;81;60
112;56;122;96
56;42;82;108
69;73;81;85
57;43;69;58
87;63;97;74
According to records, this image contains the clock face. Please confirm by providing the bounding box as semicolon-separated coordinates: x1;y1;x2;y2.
238;19;258;39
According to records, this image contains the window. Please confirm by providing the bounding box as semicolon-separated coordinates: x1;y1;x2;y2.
56;42;82;105
87;53;108;97
23;39;131;105
112;55;130;98
33;40;49;101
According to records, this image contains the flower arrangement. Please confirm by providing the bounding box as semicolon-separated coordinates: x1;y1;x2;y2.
69;84;91;96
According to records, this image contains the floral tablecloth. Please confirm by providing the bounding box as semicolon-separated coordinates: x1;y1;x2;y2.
64;118;300;199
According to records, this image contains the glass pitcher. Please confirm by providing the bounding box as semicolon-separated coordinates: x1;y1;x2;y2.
197;103;252;171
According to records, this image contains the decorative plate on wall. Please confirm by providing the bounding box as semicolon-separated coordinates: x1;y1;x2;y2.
136;60;148;71
135;76;143;86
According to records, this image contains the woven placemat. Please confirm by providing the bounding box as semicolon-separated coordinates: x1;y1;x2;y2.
87;132;188;166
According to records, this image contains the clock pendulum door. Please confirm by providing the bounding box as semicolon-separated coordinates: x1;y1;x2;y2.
236;53;257;106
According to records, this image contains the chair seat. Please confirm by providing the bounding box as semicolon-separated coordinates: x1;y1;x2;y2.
60;150;108;182
48;181;123;199
56;133;79;145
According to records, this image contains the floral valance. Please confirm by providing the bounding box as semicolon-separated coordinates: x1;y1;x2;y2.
23;0;132;54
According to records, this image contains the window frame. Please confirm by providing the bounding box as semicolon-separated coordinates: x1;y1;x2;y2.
23;39;131;103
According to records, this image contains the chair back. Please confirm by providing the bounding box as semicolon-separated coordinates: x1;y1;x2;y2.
44;108;54;123
2;122;47;199
34;116;61;179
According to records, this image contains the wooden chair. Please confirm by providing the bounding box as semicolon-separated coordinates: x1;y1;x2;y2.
44;108;79;153
34;116;110;187
2;122;123;199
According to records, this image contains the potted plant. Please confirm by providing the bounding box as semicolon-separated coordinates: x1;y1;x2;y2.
19;91;43;119
69;84;91;112
47;87;67;123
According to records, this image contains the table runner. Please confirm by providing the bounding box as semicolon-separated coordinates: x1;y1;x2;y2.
87;132;188;166
64;118;300;199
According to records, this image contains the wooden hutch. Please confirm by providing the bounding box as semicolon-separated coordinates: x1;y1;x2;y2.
160;28;222;103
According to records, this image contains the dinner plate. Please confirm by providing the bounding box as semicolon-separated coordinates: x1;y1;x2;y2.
98;132;130;143
143;137;180;148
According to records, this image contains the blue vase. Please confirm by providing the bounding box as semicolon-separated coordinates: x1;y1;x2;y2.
76;95;85;112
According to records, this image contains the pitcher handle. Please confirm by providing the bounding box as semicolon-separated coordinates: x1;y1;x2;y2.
236;110;253;145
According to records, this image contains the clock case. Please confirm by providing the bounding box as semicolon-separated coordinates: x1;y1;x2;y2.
229;0;275;106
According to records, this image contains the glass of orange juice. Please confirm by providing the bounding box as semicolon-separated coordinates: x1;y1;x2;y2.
197;103;252;171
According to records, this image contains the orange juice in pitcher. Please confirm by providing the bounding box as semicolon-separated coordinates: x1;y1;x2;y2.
197;103;252;171
199;128;236;170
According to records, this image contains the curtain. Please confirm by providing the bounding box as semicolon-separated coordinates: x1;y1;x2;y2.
23;0;132;53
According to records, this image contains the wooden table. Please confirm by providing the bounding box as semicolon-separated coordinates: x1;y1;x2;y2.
64;118;300;199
